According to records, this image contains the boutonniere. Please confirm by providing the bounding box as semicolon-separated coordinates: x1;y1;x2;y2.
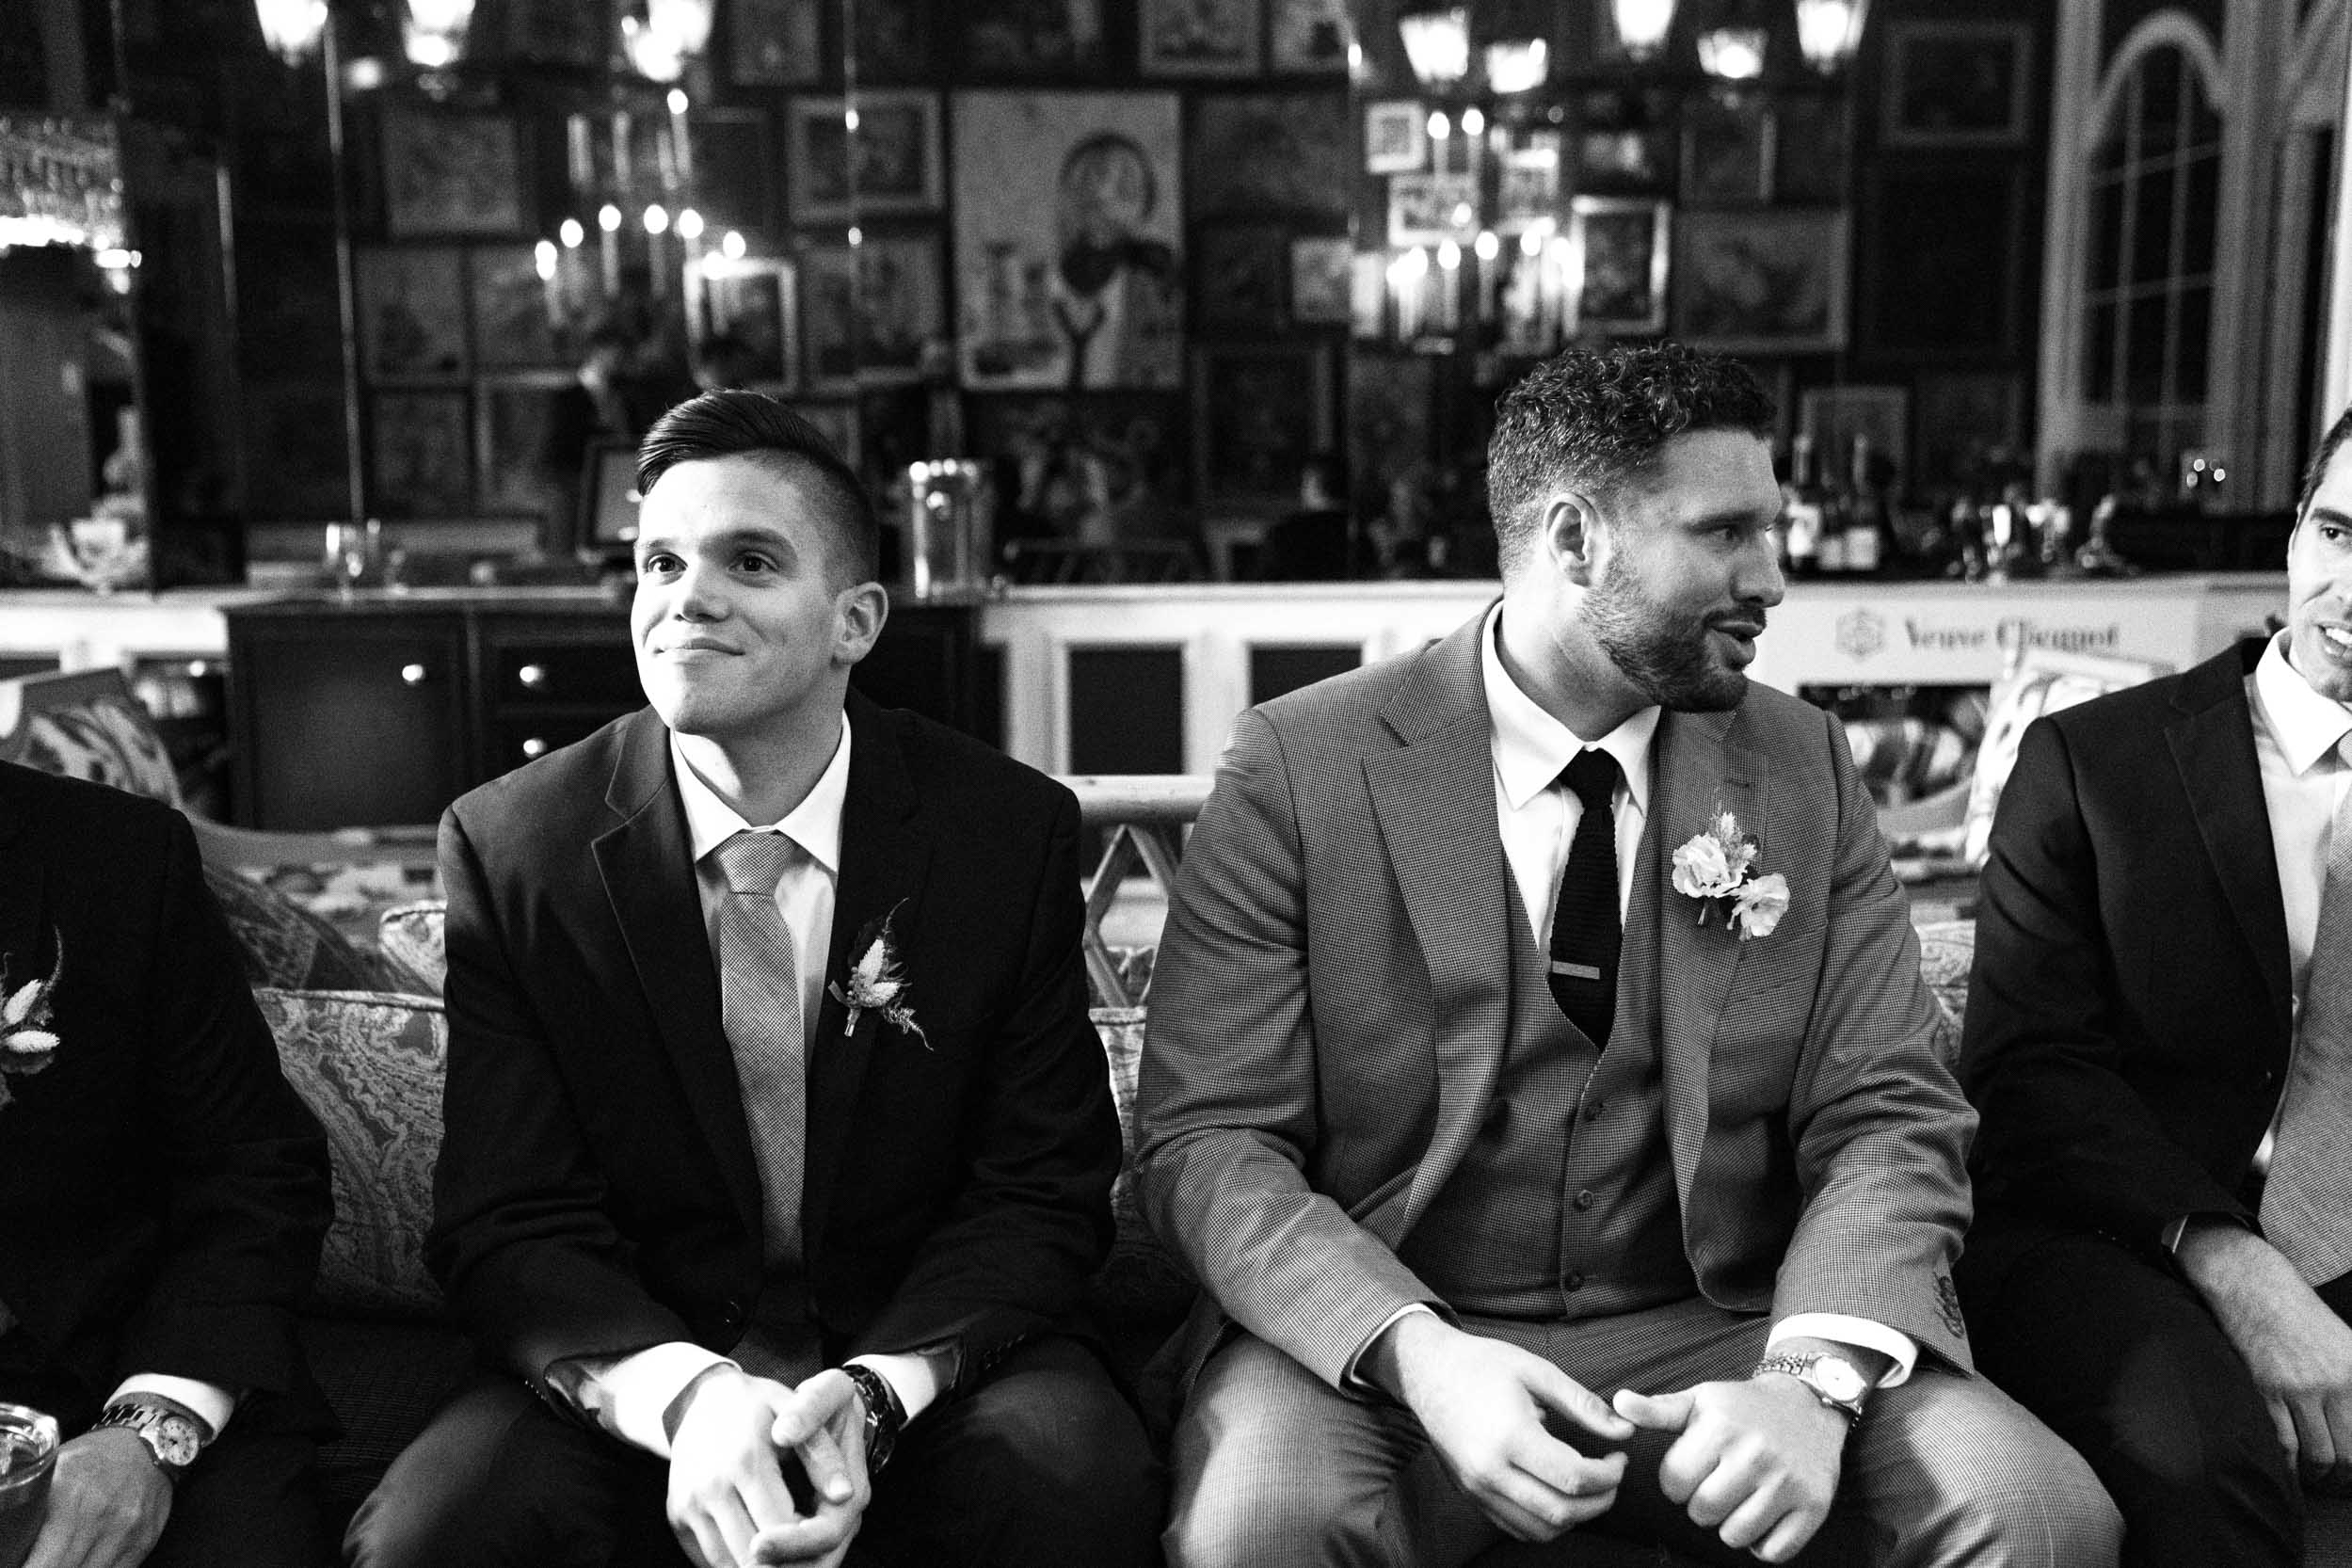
1671;809;1790;941
0;934;63;1111
827;902;928;1048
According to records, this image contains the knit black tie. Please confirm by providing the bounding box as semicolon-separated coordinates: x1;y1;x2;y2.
1546;748;1622;1047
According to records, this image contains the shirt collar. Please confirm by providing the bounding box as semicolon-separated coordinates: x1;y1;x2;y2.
670;713;853;876
2253;631;2352;776
1480;602;1659;813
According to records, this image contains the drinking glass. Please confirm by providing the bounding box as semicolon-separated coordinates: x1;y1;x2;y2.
0;1403;58;1568
323;520;383;600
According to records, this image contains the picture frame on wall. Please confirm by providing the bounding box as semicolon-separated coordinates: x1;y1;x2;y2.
686;109;775;236
467;245;566;370
1195;222;1291;333
1140;0;1264;76
1270;0;1352;73
1577;126;1674;196
474;374;568;516
1570;197;1670;335
803;236;946;392
1672;208;1849;353
728;0;823;86
356;246;468;381
1364;100;1427;174
1882;21;2033;149
1496;141;1562;232
959;0;1108;75
1387;171;1478;247
368;389;472;517
1289;235;1353;325
1800;384;1912;484
1192;343;1335;508
788;92;941;224
702;257;799;389
1681;98;1768;206
1190;93;1351;222
379;109;524;237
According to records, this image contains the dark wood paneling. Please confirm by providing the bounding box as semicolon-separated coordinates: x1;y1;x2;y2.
1249;644;1360;707
1067;647;1183;776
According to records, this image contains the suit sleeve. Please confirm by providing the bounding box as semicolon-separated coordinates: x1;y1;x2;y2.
849;787;1124;1386
1770;704;1976;1369
1960;713;2249;1247
118;808;332;1399
1135;708;1442;1391
427;806;697;1387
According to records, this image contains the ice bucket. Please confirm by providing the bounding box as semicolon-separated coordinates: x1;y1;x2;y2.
904;460;994;599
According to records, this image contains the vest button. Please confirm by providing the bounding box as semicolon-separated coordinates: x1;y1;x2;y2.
1573;1189;1595;1211
1563;1272;1587;1291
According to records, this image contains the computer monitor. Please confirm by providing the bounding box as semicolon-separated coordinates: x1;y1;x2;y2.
579;439;644;554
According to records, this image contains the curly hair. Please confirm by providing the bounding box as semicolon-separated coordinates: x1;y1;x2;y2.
1487;341;1774;577
637;388;878;585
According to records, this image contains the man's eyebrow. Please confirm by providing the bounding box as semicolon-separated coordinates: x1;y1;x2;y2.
2307;505;2352;531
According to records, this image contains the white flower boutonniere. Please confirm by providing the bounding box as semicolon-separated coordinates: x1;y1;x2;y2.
0;935;63;1111
1671;810;1789;941
827;903;928;1048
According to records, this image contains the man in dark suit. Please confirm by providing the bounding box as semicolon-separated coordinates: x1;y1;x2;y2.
1960;408;2352;1567
1138;342;2117;1567
0;761;333;1568
347;390;1158;1568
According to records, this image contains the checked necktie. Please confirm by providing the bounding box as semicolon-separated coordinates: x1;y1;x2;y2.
1546;747;1623;1048
714;830;809;1271
2262;734;2352;1288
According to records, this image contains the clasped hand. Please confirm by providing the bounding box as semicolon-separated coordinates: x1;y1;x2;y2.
667;1367;872;1568
1614;1375;1848;1562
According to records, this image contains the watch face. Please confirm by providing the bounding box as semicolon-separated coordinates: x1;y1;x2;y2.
149;1414;204;1468
1810;1358;1868;1403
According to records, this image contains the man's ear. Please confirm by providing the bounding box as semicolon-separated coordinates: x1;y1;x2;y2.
1540;492;1606;587
834;581;889;666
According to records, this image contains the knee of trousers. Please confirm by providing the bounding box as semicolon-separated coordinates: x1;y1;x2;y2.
1164;1474;1387;1568
1939;1442;2125;1567
933;1395;1164;1560
344;1449;623;1568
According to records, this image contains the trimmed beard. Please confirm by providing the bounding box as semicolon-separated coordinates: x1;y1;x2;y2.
1583;552;1752;712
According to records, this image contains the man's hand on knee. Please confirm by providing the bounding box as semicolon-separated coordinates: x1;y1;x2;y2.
749;1371;872;1567
1374;1314;1633;1542
668;1367;840;1568
23;1428;174;1568
1614;1377;1846;1564
2180;1220;2352;1493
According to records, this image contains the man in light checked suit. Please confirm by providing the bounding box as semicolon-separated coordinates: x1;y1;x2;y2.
1136;342;2119;1567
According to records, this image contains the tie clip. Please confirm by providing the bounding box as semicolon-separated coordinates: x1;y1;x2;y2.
1550;961;1603;981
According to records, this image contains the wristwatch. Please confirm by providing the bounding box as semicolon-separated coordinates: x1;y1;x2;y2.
839;1364;904;1475
92;1399;212;1479
1753;1352;1870;1425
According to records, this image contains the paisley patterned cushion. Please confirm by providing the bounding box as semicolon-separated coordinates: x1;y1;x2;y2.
206;866;423;995
376;901;447;996
13;694;182;805
1913;918;1975;1034
256;988;446;1319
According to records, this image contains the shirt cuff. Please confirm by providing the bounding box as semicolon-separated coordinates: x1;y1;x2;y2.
846;1350;949;1424
572;1342;735;1457
108;1375;236;1440
1767;1315;1916;1387
1342;1303;1440;1393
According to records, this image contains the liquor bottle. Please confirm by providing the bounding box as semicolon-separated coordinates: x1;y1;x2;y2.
1844;434;1886;576
1783;433;1823;579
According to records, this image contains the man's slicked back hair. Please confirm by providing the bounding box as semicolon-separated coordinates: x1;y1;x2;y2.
637;389;880;585
2296;403;2352;524
1486;341;1775;577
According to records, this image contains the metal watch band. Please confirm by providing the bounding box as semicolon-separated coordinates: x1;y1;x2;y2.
93;1398;212;1477
840;1364;904;1475
1752;1352;1866;1424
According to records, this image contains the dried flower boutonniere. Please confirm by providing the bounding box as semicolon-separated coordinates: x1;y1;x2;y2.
0;935;64;1111
1670;809;1789;942
828;902;928;1048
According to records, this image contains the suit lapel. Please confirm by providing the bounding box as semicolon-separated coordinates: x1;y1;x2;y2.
0;772;46;1000
1363;617;1513;1236
803;695;932;1248
592;712;763;1240
2168;652;2294;1033
1649;707;1761;1200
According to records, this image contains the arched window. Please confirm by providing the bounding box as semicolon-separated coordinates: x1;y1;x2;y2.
2080;41;2222;482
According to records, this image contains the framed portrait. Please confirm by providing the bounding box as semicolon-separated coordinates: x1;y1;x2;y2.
1387;172;1478;247
379;109;523;237
1191;93;1351;222
1195;223;1290;334
1800;384;1911;484
787;92;941;225
1290;235;1353;325
953;91;1184;392
1672;208;1849;353
960;0;1107;75
367;389;472;518
1192;343;1335;508
1681;99;1768;206
1271;0;1351;73
474;374;568;516
702;257;799;389
1570;198;1669;335
1496;142;1562;233
1769;96;1848;205
1364;100;1427;174
356;246;467;382
1141;0;1264;76
796;402;861;473
467;245;565;369
687;109;775;236
728;0;823;86
1883;21;2033;149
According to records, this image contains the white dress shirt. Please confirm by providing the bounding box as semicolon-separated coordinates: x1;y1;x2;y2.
569;716;948;1456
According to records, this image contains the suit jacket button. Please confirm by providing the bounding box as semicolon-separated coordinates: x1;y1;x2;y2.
1573;1189;1595;1211
1562;1272;1587;1292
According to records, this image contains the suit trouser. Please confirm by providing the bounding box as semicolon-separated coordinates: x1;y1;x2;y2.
344;1333;1162;1568
1958;1218;2339;1568
1165;1295;2120;1568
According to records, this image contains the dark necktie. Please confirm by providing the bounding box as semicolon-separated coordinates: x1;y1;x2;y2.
2261;735;2352;1286
1547;747;1623;1047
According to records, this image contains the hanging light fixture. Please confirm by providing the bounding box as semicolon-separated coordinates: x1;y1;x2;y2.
1397;6;1471;88
1608;0;1676;63
1484;38;1549;94
400;0;475;69
648;0;716;60
1696;25;1766;79
252;0;328;63
1793;0;1871;72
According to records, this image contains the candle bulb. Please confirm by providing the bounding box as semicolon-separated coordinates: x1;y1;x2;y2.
598;202;623;299
536;239;560;328
1435;238;1462;333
